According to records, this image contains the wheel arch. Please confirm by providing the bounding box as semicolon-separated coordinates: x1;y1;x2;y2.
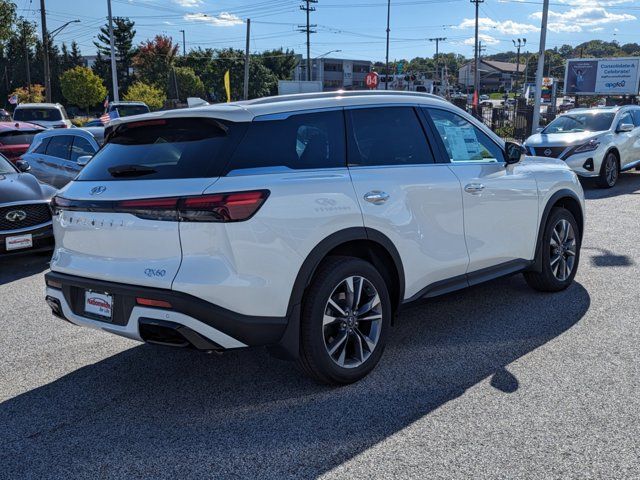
529;188;584;273
270;228;405;360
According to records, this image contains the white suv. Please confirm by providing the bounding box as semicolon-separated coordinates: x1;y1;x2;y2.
45;91;585;384
524;106;640;188
13;103;73;129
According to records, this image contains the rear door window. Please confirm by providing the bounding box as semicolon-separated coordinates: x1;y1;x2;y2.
45;135;73;160
227;110;345;173
76;118;247;181
70;136;96;162
347;107;434;166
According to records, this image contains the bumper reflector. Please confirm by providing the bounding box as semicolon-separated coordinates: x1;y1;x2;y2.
46;278;62;289
136;297;173;309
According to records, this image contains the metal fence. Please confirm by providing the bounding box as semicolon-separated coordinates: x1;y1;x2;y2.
472;104;557;143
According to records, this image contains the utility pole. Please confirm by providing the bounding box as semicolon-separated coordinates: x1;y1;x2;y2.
243;19;251;100
39;0;51;102
298;0;317;82
107;0;119;101
532;0;549;134
512;38;526;97
429;37;446;81
471;0;484;102
385;0;391;90
180;29;186;56
22;22;32;96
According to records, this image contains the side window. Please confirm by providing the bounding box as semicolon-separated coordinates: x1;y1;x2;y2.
427;108;505;163
228;111;345;172
70;136;96;162
45;135;72;160
33;137;50;154
631;110;640;127
347;107;434;166
618;112;634;129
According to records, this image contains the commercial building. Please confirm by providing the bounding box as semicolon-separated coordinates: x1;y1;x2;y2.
294;55;372;91
458;59;522;93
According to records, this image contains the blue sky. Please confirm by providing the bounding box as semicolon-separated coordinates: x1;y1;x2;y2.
18;0;640;61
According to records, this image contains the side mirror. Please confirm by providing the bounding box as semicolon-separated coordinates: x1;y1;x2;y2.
617;123;634;133
15;160;30;172
505;141;526;165
77;155;92;167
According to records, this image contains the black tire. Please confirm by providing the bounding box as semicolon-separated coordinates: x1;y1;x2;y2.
524;207;581;292
596;151;619;188
297;256;392;385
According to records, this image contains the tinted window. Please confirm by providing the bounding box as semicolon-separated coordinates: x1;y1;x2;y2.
618;112;634;129
76;118;246;181
111;105;150;117
0;130;40;145
228;111;345;173
33;137;50;154
347;107;433;166
14;108;63;122
427;108;504;163
45;135;72;160
631;109;640;127
70;136;96;162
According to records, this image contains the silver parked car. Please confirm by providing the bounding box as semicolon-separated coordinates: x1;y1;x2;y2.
21;129;100;188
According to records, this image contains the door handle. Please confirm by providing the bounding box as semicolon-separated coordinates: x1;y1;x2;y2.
364;191;390;205
464;183;485;194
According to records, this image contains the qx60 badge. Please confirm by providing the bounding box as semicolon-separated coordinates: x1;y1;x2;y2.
5;210;27;222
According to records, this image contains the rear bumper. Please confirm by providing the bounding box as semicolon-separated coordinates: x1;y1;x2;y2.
0;223;54;257
44;271;289;350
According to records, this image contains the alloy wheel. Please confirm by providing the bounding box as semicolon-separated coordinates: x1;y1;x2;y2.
322;276;383;369
605;154;618;186
550;219;577;281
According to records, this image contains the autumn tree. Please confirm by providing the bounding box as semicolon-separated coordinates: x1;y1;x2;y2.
132;35;178;92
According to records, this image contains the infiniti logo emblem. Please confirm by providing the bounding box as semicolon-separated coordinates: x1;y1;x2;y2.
544;148;553;156
90;186;107;196
5;210;27;222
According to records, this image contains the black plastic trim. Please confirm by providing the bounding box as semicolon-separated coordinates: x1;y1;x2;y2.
45;271;288;346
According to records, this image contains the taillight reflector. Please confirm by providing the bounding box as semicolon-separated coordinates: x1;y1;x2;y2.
136;298;173;308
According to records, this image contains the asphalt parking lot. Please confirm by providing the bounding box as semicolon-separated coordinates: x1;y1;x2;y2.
1;174;639;479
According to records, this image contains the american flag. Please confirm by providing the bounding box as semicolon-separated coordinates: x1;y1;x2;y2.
100;109;119;125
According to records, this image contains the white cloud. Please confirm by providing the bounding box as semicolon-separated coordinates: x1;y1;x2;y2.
463;33;500;46
590;27;605;32
174;0;204;7
184;12;243;27
530;6;636;32
455;17;538;35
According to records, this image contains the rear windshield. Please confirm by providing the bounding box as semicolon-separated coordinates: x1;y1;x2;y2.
14;108;63;122
75;118;246;181
0;130;40;145
111;105;150;117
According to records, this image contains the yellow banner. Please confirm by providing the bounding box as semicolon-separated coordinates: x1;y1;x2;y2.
224;70;231;103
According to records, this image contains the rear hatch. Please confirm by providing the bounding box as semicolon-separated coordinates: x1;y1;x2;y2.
50;116;248;289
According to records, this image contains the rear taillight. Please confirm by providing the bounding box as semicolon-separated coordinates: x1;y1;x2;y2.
51;190;269;222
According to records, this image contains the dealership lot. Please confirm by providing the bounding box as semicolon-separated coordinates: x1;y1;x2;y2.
1;175;639;479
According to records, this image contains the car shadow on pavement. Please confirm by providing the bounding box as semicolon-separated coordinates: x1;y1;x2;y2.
583;171;640;200
0;275;590;479
0;254;50;285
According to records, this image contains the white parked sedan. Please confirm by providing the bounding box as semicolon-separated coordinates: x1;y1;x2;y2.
524;106;640;188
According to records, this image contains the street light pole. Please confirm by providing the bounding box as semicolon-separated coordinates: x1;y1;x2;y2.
107;0;119;102
471;0;484;103
532;0;549;134
385;0;391;90
513;38;526;97
180;29;186;56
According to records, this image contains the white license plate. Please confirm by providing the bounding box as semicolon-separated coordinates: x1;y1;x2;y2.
6;234;33;251
84;291;113;319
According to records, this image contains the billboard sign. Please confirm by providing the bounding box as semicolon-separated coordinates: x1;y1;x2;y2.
564;57;640;95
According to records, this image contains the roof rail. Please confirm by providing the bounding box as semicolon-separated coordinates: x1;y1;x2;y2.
241;90;446;106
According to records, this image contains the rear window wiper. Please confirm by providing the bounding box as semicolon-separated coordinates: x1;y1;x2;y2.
107;164;157;177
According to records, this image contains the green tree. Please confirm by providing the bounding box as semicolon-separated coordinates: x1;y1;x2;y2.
170;66;205;101
0;0;16;45
60;66;108;110
123;81;166;110
206;48;277;101
93;17;136;92
132;35;178;92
